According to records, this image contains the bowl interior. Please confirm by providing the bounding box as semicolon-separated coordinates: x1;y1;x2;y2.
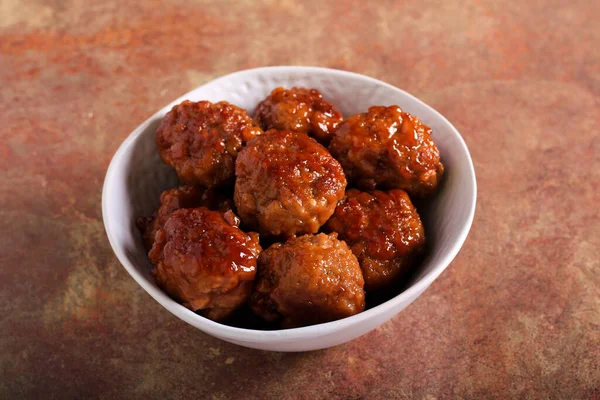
102;67;476;345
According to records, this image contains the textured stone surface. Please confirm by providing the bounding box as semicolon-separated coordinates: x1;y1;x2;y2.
1;1;599;398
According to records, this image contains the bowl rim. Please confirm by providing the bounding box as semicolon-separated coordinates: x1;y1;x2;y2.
102;66;477;342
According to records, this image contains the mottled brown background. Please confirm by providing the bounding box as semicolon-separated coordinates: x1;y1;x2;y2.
1;0;598;399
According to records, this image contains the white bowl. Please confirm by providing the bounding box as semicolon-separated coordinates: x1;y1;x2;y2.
102;66;476;352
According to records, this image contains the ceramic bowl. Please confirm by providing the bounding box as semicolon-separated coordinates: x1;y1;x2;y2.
102;66;476;352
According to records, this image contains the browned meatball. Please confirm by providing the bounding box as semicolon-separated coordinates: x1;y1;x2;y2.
329;106;444;197
149;208;261;321
250;233;365;328
325;189;425;291
234;130;346;238
156;100;263;187
253;87;343;145
137;185;234;251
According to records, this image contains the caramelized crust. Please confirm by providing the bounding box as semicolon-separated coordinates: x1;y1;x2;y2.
250;233;365;328
156;100;263;187
234;130;346;238
137;185;234;251
329;105;443;197
254;87;343;145
325;189;425;291
149;208;261;321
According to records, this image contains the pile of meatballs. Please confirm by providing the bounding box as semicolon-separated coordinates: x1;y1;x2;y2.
138;87;444;329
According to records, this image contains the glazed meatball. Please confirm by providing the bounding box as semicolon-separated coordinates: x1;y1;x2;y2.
137;185;234;251
234;130;347;238
329;106;444;197
250;233;365;328
253;87;343;145
149;208;261;321
325;189;425;291
156;100;263;187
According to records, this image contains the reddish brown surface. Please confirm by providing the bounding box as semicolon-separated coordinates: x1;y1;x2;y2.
330;105;444;196
149;208;260;321
156;100;263;187
251;233;365;328
235;130;346;238
138;185;234;251
326;189;425;292
254;87;343;145
0;1;598;399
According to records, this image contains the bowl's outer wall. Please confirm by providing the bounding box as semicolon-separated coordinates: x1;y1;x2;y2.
102;67;476;351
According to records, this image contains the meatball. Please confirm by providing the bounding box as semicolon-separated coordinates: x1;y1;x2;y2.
325;189;425;291
137;185;234;251
156;100;263;187
234;130;346;238
250;233;365;328
149;208;261;321
329;105;444;197
253;87;343;145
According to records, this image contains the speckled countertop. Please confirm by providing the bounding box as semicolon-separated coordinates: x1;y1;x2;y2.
1;1;598;399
